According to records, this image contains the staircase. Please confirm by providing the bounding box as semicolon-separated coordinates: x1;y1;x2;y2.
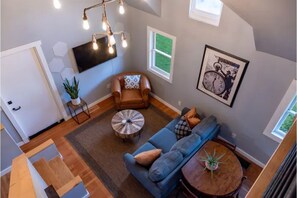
9;139;89;198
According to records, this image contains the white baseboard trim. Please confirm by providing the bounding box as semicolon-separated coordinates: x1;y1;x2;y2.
65;94;112;121
150;93;181;114
218;136;265;168
17;141;25;147
1;166;11;177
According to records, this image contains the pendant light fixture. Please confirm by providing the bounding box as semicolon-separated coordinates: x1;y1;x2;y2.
82;0;128;54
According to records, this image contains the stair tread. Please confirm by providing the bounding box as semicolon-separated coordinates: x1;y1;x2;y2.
33;158;63;189
48;157;75;185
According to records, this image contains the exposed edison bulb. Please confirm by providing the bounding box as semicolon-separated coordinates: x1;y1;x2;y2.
102;18;108;31
83;19;89;30
119;4;125;15
121;33;128;48
108;35;116;46
82;12;90;30
53;0;61;9
122;39;128;48
93;42;99;50
108;45;114;54
92;35;98;50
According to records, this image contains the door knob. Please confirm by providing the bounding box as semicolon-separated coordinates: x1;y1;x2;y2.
12;106;21;111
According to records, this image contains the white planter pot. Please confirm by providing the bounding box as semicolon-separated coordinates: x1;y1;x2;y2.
71;97;81;105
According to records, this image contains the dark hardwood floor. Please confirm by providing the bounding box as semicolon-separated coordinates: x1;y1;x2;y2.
1;96;262;197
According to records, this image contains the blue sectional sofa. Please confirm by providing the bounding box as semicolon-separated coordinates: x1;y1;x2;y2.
123;107;220;198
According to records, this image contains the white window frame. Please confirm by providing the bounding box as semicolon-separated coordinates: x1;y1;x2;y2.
147;26;176;83
189;0;223;27
263;79;297;143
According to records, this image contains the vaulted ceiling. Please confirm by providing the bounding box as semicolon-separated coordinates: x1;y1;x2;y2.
221;0;296;62
126;0;296;62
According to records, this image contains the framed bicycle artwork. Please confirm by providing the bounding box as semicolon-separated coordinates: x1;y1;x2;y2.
196;45;249;107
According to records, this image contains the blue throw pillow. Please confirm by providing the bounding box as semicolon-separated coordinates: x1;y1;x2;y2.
148;150;183;182
170;133;201;156
192;115;217;139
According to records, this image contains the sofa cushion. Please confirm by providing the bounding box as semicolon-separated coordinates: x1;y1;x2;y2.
192;115;217;139
134;149;162;166
174;116;192;140
149;150;183;182
148;128;177;153
124;75;141;89
165;117;181;132
170;133;201;156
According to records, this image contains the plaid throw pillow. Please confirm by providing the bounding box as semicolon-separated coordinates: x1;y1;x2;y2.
124;75;141;89
174;116;192;140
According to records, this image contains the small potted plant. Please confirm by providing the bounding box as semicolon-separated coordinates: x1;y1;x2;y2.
200;149;225;177
63;77;80;105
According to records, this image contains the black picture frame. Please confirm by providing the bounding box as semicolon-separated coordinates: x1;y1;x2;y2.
196;45;249;107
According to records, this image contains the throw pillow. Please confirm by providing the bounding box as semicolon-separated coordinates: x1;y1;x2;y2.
148;150;183;182
187;117;201;129
184;107;196;119
134;149;162;166
124;75;141;89
184;107;201;129
174;116;192;140
170;133;201;156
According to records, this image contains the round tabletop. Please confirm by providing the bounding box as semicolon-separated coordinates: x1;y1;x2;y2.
182;141;243;197
111;109;145;139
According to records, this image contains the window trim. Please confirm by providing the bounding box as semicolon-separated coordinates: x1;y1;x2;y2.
189;0;223;27
263;79;297;143
147;26;176;83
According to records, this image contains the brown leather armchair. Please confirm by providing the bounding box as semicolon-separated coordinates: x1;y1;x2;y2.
112;72;151;110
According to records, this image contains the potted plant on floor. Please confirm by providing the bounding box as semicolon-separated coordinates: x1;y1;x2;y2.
63;77;80;105
201;149;225;178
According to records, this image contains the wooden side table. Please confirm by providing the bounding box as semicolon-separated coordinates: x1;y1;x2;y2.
66;99;90;124
181;141;243;197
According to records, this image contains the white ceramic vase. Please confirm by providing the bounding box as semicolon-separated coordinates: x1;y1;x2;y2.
71;97;81;105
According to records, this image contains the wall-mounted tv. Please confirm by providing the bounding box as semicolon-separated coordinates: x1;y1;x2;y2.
72;36;117;73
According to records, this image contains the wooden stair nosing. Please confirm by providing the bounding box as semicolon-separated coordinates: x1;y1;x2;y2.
33;158;63;190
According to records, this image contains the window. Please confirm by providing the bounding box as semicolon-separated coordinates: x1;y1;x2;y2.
147;26;176;83
189;0;223;26
264;80;297;142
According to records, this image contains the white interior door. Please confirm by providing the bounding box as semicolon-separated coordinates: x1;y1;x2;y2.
1;47;62;138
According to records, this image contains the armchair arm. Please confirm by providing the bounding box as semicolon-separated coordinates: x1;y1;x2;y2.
112;78;122;109
112;78;121;97
140;75;151;96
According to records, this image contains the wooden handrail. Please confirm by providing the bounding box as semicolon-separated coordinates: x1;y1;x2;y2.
9;154;37;198
246;120;296;198
25;139;55;158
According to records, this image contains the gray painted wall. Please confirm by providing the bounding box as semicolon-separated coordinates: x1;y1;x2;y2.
127;0;296;163
1;110;22;143
222;0;296;62
1;0;132;107
1;128;23;172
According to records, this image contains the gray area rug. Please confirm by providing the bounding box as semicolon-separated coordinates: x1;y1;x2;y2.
66;105;173;198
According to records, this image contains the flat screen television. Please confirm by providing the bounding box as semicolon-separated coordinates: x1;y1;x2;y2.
72;36;117;73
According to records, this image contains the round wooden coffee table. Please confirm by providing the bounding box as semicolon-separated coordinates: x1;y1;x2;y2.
182;141;243;197
111;109;145;141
